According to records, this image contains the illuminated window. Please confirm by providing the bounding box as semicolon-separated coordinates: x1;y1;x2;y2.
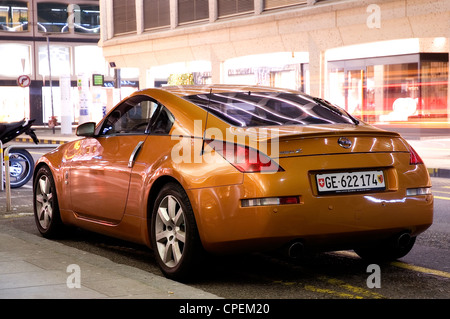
328;54;449;123
417;59;448;119
0;43;30;76
38;44;71;77
74;4;100;34
37;2;68;33
0;1;28;32
75;45;107;75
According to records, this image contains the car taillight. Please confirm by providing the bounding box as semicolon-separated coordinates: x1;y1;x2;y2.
206;140;283;173
241;196;300;207
409;145;424;165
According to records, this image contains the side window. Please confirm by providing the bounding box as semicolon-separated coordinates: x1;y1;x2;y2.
101;96;159;136
149;106;175;135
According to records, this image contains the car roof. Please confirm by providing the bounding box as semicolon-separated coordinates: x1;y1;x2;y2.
155;84;300;97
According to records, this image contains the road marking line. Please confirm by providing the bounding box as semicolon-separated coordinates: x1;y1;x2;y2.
273;275;386;299
391;261;450;279
434;195;450;201
304;285;364;299
432;190;450;194
318;276;385;299
335;251;450;279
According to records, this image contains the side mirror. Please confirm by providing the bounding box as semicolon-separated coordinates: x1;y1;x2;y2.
76;122;96;137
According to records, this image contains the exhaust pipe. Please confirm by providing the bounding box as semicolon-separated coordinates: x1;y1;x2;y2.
287;241;304;259
396;232;411;250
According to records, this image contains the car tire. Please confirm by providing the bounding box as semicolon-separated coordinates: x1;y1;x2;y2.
33;166;64;238
151;182;203;281
354;233;416;262
7;149;34;188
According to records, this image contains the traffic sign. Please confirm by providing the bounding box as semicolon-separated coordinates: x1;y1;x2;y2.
17;75;31;88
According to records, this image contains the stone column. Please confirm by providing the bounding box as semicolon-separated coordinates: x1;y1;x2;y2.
448;36;450;124
136;0;144;35
210;51;223;84
170;0;178;29
308;35;325;98
139;66;148;89
105;0;114;39
209;0;218;22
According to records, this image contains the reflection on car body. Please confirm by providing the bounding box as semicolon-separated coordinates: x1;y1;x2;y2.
33;85;433;280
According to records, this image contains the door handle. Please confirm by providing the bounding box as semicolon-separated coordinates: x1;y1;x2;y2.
128;141;145;168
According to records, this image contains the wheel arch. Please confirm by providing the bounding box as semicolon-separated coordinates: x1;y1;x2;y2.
146;175;183;222
145;175;203;248
33;161;51;181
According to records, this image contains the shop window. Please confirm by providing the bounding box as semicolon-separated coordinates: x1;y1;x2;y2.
417;61;448;120
113;0;136;35
75;45;107;76
178;0;208;24
0;87;29;122
0;1;28;32
264;0;307;11
0;43;31;76
38;44;71;77
328;53;448;123
37;2;68;33
379;63;419;122
218;0;253;18
144;0;170;30
74;4;100;34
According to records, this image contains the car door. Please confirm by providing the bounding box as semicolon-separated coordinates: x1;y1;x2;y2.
68;95;159;223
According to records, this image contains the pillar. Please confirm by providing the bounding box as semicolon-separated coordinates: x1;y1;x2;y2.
448;37;450;123
211;51;224;84
60;74;72;134
308;35;326;98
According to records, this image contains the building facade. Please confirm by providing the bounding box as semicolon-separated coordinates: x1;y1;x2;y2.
0;0;105;125
99;0;449;125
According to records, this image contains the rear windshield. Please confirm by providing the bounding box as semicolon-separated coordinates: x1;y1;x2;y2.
183;92;357;127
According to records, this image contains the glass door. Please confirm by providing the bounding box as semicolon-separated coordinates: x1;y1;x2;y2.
346;69;366;121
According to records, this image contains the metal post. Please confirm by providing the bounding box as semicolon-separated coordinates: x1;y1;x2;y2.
0;141;3;192
4;145;58;212
46;35;55;134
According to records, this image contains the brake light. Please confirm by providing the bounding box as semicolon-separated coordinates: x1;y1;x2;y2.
409;145;424;165
206;140;283;173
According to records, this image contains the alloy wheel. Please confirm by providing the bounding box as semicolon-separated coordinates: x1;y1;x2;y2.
154;195;186;268
35;175;53;230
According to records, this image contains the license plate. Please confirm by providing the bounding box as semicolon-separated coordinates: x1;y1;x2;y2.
316;170;385;194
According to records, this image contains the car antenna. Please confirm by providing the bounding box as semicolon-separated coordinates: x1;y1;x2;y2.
200;88;212;155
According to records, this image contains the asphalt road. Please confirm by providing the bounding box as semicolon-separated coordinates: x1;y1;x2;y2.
0;148;448;300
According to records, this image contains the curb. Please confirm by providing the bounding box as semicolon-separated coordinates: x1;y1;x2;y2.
14;137;71;145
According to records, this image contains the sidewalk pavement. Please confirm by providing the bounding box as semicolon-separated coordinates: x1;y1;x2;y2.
1;125;448;299
0;221;220;299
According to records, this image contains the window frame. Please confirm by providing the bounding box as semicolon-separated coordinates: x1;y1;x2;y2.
98;95;175;137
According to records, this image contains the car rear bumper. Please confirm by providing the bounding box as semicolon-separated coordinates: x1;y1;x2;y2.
188;181;433;254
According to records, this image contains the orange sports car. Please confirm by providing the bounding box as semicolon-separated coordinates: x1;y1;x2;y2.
33;85;433;280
